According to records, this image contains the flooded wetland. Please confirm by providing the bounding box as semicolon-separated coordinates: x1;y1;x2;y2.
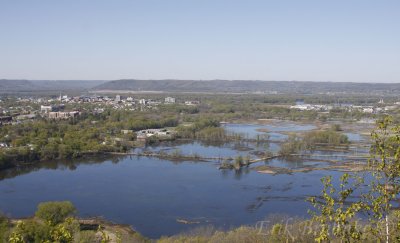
0;120;373;238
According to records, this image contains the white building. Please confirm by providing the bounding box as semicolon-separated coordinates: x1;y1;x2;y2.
362;107;374;113
185;101;200;106
0;143;9;148
48;111;80;119
137;129;173;138
40;105;54;113
290;104;330;111
165;97;176;103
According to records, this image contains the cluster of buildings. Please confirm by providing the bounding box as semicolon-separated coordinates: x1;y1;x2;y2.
39;104;80;120
3;94;200;110
120;128;174;140
0;102;81;125
290;100;400;114
136;128;174;140
101;128;175;146
290;104;333;111
0;98;37;125
47;111;80;119
0;94;202;127
48;94;200;110
55;94;197;105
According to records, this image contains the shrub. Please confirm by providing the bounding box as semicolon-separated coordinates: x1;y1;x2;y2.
303;130;349;149
279;135;304;157
35;201;76;226
0;213;10;242
331;124;342;131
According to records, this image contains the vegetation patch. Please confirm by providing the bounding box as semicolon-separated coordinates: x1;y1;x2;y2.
279;129;350;157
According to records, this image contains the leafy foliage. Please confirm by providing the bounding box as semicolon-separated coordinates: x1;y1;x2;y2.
0;213;10;242
0;111;179;169
365;115;400;241
309;116;400;242
279;130;349;157
308;174;364;242
35;201;76;226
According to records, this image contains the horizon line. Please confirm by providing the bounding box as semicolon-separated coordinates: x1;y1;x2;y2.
1;78;399;84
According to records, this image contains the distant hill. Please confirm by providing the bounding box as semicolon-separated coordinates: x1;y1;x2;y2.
93;79;400;94
2;79;399;95
0;80;106;93
0;80;35;91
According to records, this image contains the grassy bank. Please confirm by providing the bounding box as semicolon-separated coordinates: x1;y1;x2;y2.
3;204;400;243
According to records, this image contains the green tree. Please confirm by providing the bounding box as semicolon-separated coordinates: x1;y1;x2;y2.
308;174;364;242
331;124;342;131
50;217;77;243
234;155;244;169
309;116;400;242
8;220;51;243
35;201;76;226
365;116;400;242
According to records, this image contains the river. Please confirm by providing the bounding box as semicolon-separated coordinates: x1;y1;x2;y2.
0;122;369;238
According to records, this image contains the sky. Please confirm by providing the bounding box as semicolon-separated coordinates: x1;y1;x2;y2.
0;0;399;82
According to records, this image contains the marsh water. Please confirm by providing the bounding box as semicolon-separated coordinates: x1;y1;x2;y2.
0;122;369;238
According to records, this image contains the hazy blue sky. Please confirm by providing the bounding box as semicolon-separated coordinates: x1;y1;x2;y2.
0;0;399;82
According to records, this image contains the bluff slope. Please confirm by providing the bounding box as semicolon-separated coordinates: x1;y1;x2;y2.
93;79;400;94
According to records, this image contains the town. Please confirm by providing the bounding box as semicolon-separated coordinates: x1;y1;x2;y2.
1;93;398;127
0;94;201;125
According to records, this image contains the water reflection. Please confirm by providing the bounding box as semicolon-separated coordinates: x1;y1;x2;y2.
0;155;124;181
0;122;369;238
